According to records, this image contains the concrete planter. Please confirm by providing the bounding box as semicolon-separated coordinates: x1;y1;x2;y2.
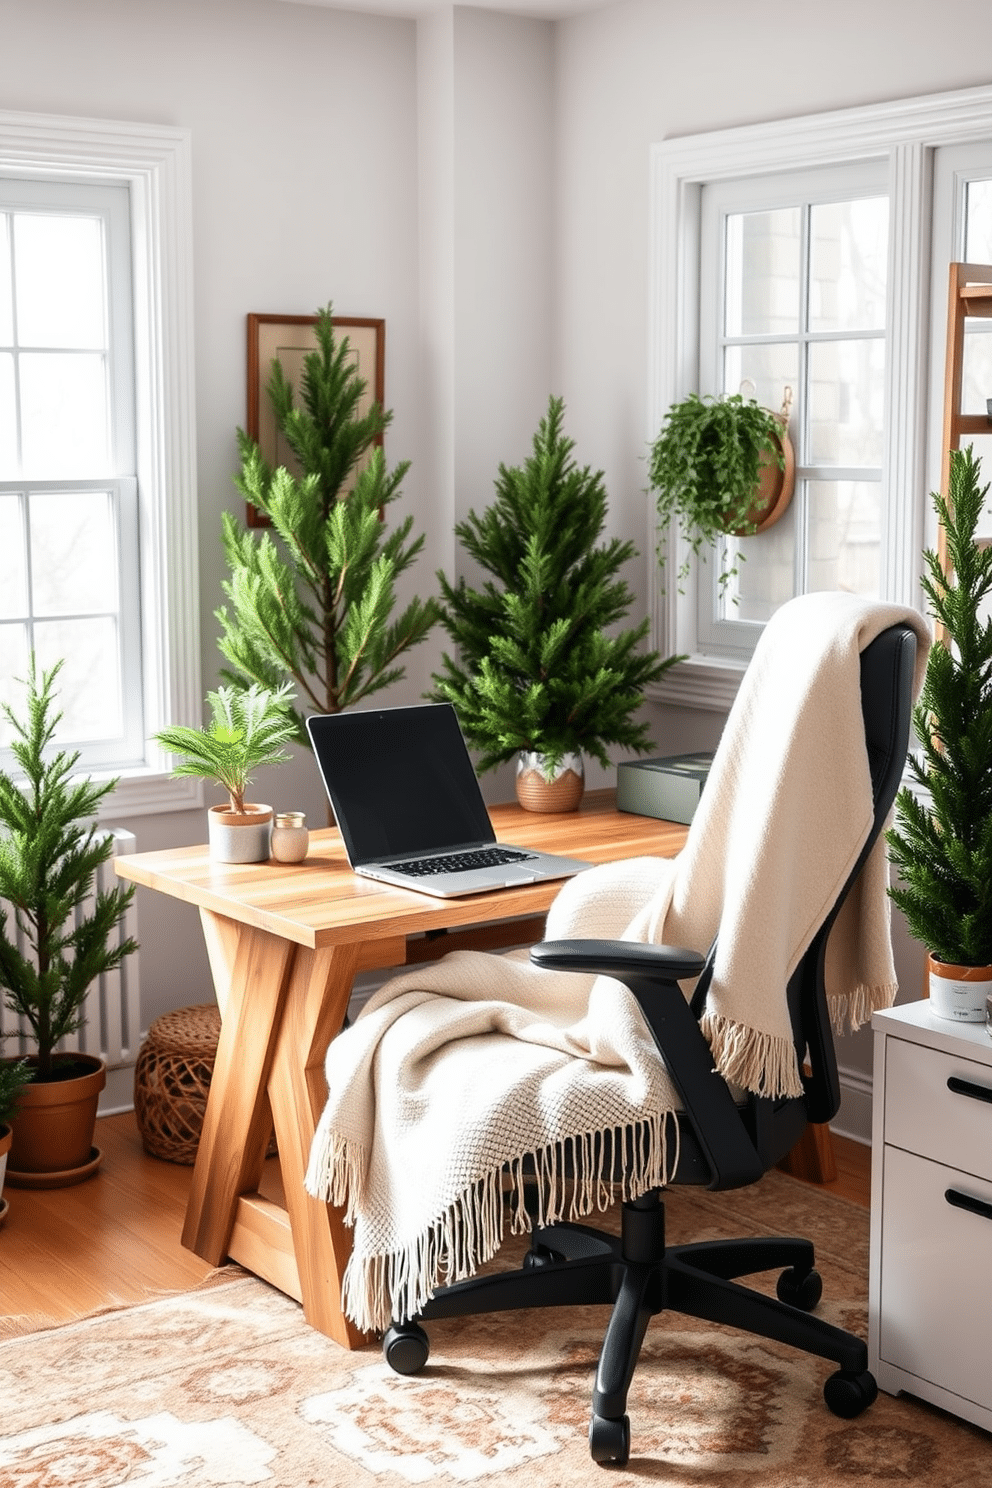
207;803;273;863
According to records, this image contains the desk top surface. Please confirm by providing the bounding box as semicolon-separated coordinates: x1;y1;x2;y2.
114;790;688;950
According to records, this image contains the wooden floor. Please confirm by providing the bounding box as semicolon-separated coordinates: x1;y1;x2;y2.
0;1111;871;1337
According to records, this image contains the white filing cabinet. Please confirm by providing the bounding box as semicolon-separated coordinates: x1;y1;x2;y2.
869;1001;992;1432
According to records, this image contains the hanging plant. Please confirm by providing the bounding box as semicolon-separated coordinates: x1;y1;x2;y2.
648;389;793;592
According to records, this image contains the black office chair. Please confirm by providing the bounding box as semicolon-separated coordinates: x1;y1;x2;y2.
381;622;917;1467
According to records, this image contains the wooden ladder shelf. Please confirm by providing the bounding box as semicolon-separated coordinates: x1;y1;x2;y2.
939;262;992;579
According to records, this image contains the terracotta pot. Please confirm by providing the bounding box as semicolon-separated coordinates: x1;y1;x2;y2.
5;1054;106;1187
207;803;273;863
515;751;585;813
730;424;796;536
0;1121;11;1210
928;954;992;1024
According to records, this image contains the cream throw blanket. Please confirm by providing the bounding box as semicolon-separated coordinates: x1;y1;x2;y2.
306;593;930;1332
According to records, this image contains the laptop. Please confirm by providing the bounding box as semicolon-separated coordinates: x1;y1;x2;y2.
306;703;591;898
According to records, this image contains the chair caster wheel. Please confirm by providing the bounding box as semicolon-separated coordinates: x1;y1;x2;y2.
823;1368;878;1419
589;1412;630;1466
523;1244;562;1269
776;1265;823;1311
383;1321;430;1375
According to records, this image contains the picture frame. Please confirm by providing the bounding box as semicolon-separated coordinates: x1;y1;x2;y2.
244;313;386;527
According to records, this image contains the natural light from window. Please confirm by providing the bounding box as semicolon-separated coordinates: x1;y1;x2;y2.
712;189;888;630
0;195;130;751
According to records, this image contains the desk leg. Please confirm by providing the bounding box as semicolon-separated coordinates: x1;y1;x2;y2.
182;921;294;1263
268;940;366;1349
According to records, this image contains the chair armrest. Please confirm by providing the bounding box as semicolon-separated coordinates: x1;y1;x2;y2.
530;939;706;982
530;938;765;1190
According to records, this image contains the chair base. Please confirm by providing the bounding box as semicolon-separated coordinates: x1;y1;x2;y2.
384;1190;877;1467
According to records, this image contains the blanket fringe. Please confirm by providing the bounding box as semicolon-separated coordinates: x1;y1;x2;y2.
304;1128;364;1220
827;980;897;1035
333;1111;679;1335
700;1010;805;1100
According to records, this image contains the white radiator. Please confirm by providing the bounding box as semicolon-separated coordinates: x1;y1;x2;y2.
0;827;142;1101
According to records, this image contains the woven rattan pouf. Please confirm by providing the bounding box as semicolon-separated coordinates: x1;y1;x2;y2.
133;1004;222;1164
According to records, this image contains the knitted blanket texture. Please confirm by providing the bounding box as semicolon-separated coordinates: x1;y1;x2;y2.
306;593;930;1332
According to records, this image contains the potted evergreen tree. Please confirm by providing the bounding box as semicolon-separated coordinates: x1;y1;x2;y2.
216;306;439;773
155;681;297;862
887;445;992;1021
648;390;794;592
431;396;678;811
0;1058;32;1218
0;660;138;1186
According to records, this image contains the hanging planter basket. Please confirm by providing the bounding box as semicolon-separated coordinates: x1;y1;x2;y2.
729;415;796;535
726;387;795;536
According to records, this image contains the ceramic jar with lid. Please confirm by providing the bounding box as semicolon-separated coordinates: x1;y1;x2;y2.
270;811;309;863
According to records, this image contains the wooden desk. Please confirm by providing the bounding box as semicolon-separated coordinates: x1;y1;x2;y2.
115;790;687;1348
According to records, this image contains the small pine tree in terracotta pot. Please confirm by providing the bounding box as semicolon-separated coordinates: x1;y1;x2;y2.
0;660;138;1186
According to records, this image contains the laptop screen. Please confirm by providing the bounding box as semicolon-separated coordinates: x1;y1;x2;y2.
307;703;496;866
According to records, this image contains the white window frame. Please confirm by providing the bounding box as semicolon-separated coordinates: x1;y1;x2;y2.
648;80;992;711
697;162;889;659
0;109;201;814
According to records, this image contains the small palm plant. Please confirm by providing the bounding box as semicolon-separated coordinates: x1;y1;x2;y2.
0;659;138;1083
155;681;297;813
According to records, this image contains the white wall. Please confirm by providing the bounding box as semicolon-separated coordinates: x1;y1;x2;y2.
0;0;426;1027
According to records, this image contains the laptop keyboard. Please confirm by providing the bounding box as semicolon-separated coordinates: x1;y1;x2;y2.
395;846;537;877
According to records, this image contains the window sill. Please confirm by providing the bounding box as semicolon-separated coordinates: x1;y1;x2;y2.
646;654;747;713
97;769;204;820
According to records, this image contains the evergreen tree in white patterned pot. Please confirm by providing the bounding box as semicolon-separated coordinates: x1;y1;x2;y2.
431;397;679;812
0;1059;32;1215
887;446;992;1021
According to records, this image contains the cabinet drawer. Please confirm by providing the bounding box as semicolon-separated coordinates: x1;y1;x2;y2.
878;1145;992;1410
884;1036;992;1181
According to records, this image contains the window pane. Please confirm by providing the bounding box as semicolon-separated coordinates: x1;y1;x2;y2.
0;351;15;476
0;623;29;746
965;179;992;263
807;480;881;595
725;207;801;337
29;489;117;615
14;213;106;349
717;504;798;624
0;494;26;618
19;352;109;476
33;615;122;741
0;216;11;345
960;325;992;416
722;342;799;417
808;338;886;467
809;198;888;334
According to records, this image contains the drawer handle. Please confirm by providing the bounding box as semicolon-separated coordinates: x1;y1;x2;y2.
945;1188;992;1223
946;1075;992;1105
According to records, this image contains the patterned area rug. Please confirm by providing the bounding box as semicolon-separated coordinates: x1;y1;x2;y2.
2;1171;990;1486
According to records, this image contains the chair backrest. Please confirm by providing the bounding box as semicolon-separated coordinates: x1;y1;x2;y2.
685;621;918;1174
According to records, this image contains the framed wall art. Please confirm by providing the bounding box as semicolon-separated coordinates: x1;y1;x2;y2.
244;313;386;527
